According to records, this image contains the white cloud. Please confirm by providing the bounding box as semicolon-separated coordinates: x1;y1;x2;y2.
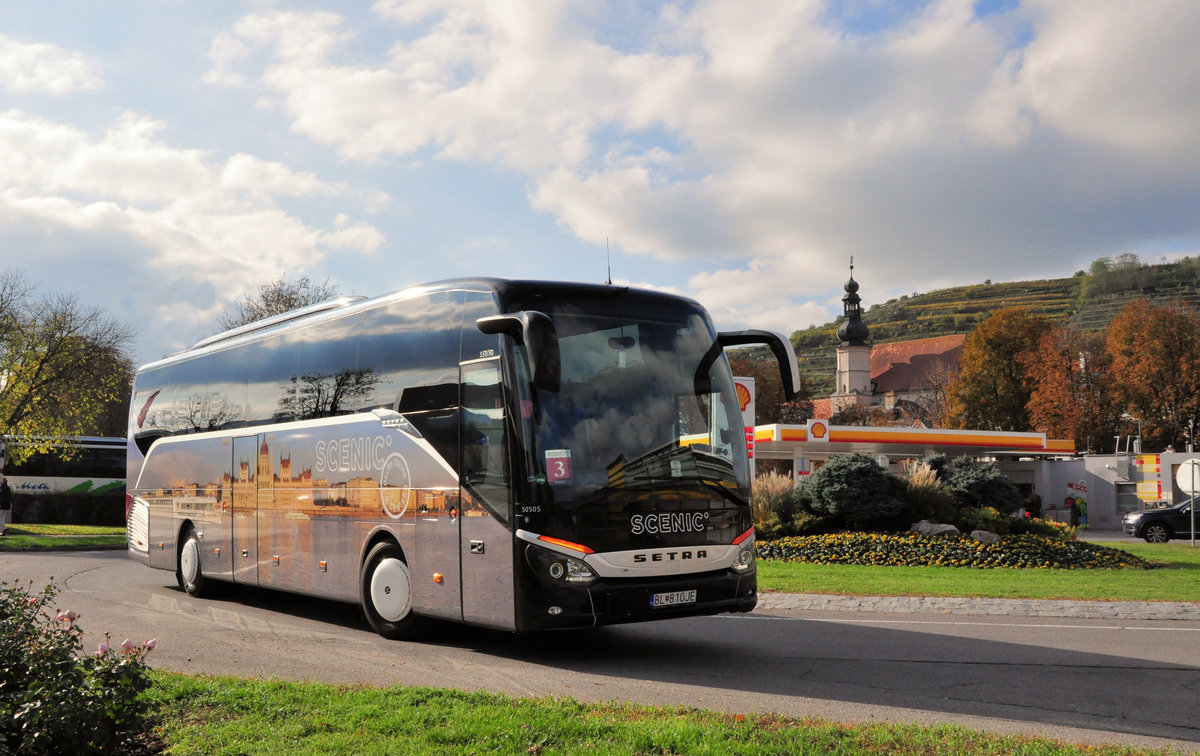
192;0;1200;332
687;255;850;335
2;0;1198;367
0;108;385;357
207;3;686;170
0;111;212;205
37;0;1156;340
1009;0;1200;156
0;33;101;94
325;213;387;253
219;152;350;202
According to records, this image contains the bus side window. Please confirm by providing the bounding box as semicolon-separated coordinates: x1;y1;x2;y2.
460;290;501;361
244;334;300;425
398;384;459;471
134;362;189;437
356;292;462;413
294;314;362;419
204;346;248;431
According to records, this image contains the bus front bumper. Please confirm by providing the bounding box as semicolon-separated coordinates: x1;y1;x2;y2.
517;568;757;632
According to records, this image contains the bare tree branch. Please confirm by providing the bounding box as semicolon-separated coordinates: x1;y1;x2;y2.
217;275;340;331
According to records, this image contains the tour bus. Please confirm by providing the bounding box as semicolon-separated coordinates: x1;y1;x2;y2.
3;436;126;495
126;278;798;638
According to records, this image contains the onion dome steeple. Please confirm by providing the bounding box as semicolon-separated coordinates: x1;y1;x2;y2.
836;258;870;347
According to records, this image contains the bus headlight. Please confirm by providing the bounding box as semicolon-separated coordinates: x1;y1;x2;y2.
563;558;595;583
731;544;755;573
525;545;597;585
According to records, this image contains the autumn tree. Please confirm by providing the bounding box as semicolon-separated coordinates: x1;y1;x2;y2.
1024;328;1125;453
1105;299;1200;451
0;270;134;462
217;275;340;331
728;351;813;424
58;344;135;438
945;308;1046;432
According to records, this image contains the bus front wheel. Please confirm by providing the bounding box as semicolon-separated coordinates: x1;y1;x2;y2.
360;541;423;640
176;526;212;597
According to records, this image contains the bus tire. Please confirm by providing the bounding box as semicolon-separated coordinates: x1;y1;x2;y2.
360;541;423;640
176;526;212;597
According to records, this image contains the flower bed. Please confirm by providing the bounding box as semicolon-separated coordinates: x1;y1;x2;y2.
756;532;1157;570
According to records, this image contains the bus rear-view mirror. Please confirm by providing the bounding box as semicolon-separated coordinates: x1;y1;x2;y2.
476;311;562;392
716;330;802;400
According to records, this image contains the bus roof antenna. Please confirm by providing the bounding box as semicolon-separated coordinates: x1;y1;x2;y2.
606;238;612;285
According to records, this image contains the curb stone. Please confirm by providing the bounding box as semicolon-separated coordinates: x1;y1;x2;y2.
756;592;1200;621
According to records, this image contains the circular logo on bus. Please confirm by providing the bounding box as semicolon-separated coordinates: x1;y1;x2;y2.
379;452;412;519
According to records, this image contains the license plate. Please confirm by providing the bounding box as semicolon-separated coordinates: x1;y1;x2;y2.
650;589;697;608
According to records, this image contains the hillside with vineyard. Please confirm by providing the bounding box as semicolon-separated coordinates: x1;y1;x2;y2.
790;255;1200;396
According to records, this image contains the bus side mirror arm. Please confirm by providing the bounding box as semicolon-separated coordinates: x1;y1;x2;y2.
476;311;562;392
716;330;802;400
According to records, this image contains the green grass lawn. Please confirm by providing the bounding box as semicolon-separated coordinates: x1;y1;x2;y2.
146;672;1171;756
0;523;126;551
757;541;1200;602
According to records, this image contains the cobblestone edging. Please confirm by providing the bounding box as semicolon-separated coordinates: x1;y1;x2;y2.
756;592;1200;621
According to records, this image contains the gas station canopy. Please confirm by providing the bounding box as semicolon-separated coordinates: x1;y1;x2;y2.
754;420;1075;464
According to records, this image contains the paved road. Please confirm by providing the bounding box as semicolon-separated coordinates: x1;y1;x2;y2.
4;550;1199;752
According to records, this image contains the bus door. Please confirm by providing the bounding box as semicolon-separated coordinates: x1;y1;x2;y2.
458;357;516;630
231;435;258;586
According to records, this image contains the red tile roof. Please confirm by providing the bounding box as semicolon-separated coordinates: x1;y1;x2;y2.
811;397;833;420
870;334;965;393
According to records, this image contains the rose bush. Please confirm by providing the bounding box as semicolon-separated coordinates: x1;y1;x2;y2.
1;580;155;754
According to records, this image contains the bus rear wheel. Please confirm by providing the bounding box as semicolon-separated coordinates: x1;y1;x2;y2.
360;541;423;640
176;526;212;597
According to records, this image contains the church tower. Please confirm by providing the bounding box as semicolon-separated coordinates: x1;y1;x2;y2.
832;260;873;409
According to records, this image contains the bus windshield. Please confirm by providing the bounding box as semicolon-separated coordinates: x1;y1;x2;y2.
518;302;748;509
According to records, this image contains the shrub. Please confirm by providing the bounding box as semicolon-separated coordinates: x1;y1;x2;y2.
943;457;1024;515
1012;516;1077;541
0;580;155;754
752;472;836;538
901;461;958;524
958;506;1012;535
800;453;908;530
786;508;840;536
922;453;954;483
751;471;799;538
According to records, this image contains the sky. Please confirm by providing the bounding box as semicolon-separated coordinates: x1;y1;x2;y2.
2;0;1199;367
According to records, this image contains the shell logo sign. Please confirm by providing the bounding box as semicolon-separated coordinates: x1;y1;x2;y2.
808;419;830;442
735;382;752;412
733;377;755;465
